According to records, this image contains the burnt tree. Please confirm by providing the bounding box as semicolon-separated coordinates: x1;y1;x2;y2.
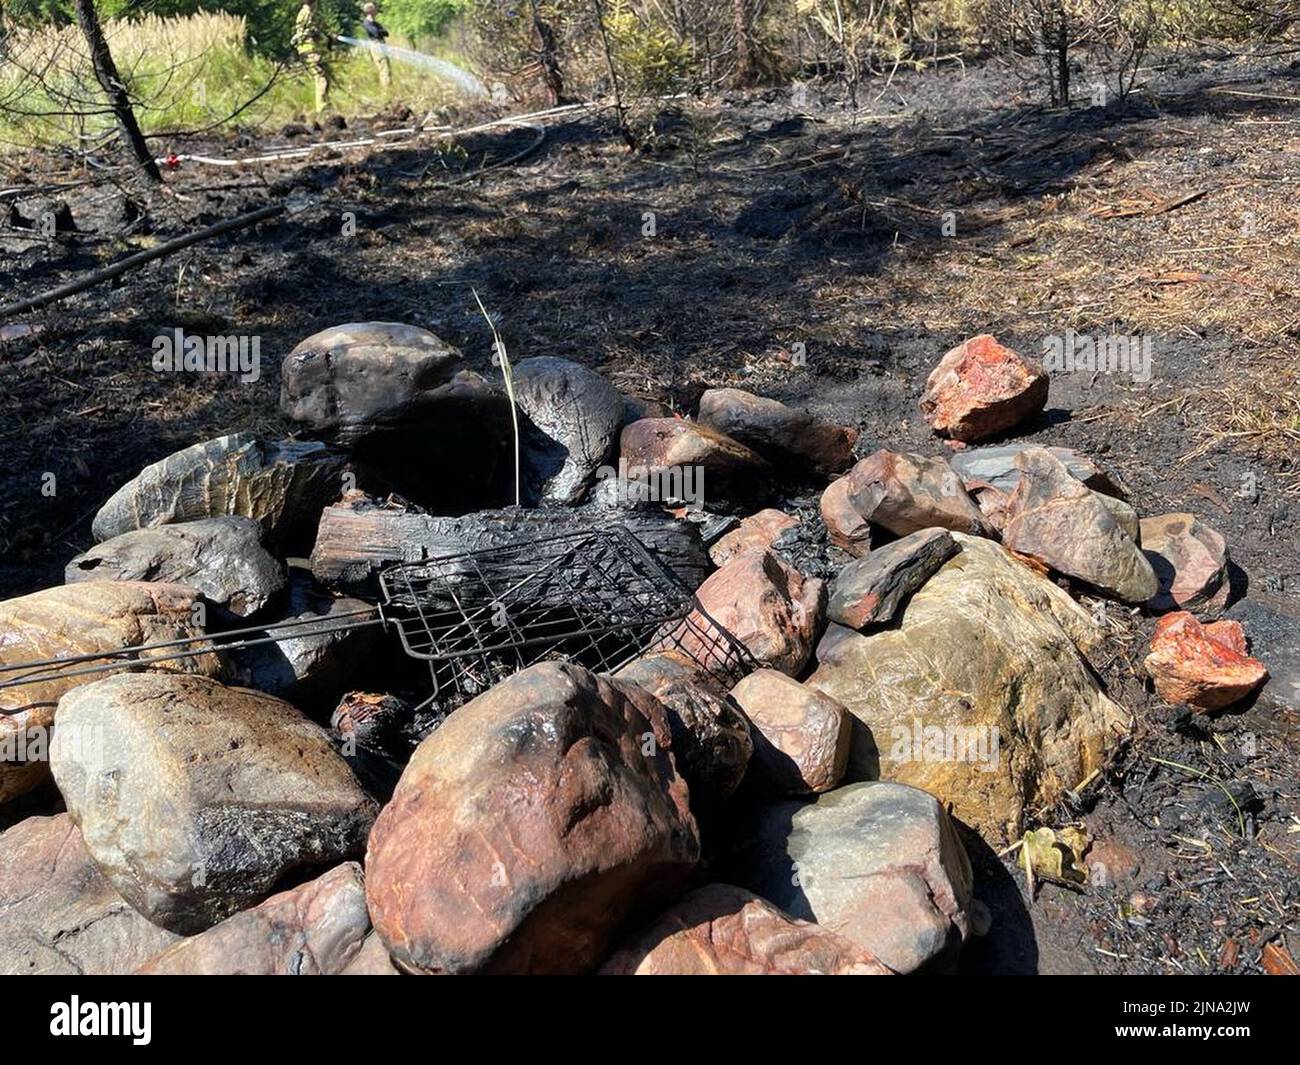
72;0;161;184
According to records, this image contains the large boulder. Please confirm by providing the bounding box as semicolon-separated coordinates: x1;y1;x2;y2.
846;450;992;538
1001;448;1157;603
599;884;892;975
919;334;1048;442
65;516;285;618
827;527;958;629
1140;513;1230;613
729;669;851;795
667;549;825;676
723;782;973;973
0;582;221;805
696;388;858;478
807;535;1129;843
0;814;180;975
137;863;371;975
364;662;699;974
1144;612;1268;712
91;434;347;551
50;673;377;934
619;418;772;505
513;356;626;504
278;321;462;442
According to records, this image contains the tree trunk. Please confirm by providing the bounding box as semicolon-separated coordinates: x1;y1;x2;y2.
528;0;568;106
732;0;757;87
73;0;160;184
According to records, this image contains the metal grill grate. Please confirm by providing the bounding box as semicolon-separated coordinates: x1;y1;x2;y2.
377;525;753;704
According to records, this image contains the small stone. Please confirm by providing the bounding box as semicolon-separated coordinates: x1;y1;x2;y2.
1001;448;1157;603
709;509;800;566
828;528;958;629
137;863;370;975
513;357;626;504
729;669;850;794
619;418;771;504
1144;612;1268;712
65;516;285;617
1140;513;1230;613
920;334;1048;442
723;782;974;973
0;814;179;975
696;388;858;477
847;450;992;538
820;476;872;557
667;549;825;676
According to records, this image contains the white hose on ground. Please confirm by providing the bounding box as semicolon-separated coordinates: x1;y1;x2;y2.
152;102;596;169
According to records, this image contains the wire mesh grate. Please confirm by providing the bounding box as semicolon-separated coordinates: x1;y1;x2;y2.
377;525;753;704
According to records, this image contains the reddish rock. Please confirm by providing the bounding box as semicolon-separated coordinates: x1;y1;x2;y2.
1085;837;1141;886
827;528;958;629
1144;612;1267;712
619;418;771;502
0;581;222;805
709;509;800;567
1001;448;1157;603
667;550;825;676
599;885;892;975
364;662;699;974
920;334;1048;442
1140;512;1230;613
696;388;858;477
729;669;851;794
137;863;371;975
820;476;872;557
846;450;992;538
0;814;179;975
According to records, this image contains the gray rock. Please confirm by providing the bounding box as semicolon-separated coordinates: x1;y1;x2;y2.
91;434;347;551
828;528;957;629
227;562;379;709
279;322;463;442
66;517;286;617
513;357;625;504
50;673;377;934
950;443;1127;498
722;781;973;973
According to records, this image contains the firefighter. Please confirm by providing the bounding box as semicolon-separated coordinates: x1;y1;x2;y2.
361;3;391;91
292;0;332;114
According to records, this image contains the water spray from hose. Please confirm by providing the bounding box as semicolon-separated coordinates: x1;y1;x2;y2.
336;35;489;98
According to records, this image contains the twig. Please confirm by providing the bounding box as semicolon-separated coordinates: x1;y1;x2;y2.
0;202;284;318
470;287;521;507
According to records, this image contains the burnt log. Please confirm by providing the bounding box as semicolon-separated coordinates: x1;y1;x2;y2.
309;493;711;593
